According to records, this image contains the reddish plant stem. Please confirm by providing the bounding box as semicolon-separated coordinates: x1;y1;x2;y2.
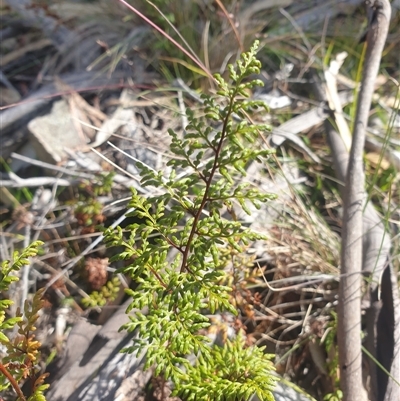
0;363;26;401
117;0;214;81
214;0;244;52
149;266;168;289
180;97;236;273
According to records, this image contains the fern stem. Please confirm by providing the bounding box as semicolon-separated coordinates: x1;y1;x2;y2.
179;95;236;273
0;363;26;401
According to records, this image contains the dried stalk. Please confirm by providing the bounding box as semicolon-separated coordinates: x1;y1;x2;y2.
338;2;391;401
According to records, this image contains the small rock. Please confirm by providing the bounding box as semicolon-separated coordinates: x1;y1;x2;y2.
28;99;87;164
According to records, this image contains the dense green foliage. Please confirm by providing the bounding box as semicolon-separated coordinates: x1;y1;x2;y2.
0;42;279;401
104;41;278;400
0;241;49;401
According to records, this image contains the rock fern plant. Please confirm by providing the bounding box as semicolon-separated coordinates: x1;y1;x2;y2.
0;240;49;401
104;41;278;401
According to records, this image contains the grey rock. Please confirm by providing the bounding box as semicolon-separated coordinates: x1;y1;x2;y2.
28;100;86;164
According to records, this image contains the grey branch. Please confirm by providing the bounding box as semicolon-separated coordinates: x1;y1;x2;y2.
338;2;392;401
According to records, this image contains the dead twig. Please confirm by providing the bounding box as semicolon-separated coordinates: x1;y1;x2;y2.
0;174;75;188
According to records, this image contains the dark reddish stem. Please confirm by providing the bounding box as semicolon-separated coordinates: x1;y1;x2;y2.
180;96;236;273
0;363;26;401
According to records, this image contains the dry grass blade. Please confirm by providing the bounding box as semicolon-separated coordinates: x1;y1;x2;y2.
116;0;214;80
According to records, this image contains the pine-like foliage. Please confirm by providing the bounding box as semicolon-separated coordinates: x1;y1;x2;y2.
0;240;49;401
104;41;277;400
